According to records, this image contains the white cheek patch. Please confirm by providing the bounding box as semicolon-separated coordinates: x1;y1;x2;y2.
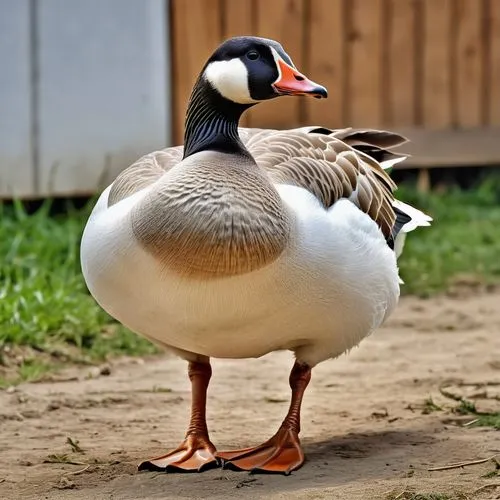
204;59;258;104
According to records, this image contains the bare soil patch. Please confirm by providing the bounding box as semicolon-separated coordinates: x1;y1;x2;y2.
1;293;499;499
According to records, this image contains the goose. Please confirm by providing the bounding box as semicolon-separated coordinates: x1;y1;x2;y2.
80;36;432;475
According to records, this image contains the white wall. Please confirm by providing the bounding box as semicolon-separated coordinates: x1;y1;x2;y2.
0;0;170;199
0;0;34;197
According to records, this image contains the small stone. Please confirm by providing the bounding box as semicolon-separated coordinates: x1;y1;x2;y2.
19;410;41;419
87;367;100;379
46;402;60;411
16;394;27;404
55;477;76;490
99;365;111;376
6;386;16;394
474;399;500;415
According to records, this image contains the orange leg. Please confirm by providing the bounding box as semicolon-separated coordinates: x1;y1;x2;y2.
138;361;218;473
216;361;311;475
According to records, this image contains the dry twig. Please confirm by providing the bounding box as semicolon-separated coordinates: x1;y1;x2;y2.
64;464;90;476
428;454;498;471
472;483;500;495
43;454;86;466
462;418;479;427
66;437;84;454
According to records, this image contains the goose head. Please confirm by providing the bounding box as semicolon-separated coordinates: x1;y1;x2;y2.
202;36;328;104
183;36;327;158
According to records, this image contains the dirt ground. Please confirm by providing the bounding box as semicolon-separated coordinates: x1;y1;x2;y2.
1;291;499;500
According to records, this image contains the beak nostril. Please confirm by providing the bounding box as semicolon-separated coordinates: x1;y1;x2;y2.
273;59;328;98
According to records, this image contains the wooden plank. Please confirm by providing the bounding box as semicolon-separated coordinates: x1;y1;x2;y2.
221;0;253;41
386;0;416;127
454;0;483;128
422;0;452;128
488;0;500;125
222;0;254;127
171;0;222;144
346;0;384;127
37;0;169;197
248;0;305;129
305;0;345;128
0;0;33;198
391;127;500;168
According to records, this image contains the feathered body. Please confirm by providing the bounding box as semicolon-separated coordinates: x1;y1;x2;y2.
80;36;432;474
81;127;430;367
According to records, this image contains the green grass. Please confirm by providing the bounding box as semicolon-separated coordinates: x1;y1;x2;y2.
396;176;500;296
0;199;157;386
481;457;500;478
421;397;442;414
453;399;500;430
410;496;450;500
386;491;453;500
1;176;500;385
436;386;500;430
386;489;472;500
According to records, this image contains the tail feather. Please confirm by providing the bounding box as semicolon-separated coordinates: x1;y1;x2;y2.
390;200;432;259
392;200;433;233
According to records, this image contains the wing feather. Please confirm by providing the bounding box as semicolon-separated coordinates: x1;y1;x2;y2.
106;125;430;250
247;127;398;238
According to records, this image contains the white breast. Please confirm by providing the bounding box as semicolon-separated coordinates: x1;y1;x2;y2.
80;184;400;367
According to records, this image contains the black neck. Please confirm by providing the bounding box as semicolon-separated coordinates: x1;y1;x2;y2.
182;76;254;159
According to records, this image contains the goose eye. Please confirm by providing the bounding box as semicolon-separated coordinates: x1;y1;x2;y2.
246;50;260;61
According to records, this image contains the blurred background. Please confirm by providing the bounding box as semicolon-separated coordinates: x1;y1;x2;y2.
1;0;500;198
1;0;500;385
1;5;499;494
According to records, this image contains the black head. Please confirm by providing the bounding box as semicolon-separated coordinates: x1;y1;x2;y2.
202;36;327;104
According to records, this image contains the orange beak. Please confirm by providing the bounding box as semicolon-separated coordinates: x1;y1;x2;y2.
272;58;328;99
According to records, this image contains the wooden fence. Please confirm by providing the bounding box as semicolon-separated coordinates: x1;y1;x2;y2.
2;0;500;198
171;0;500;170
